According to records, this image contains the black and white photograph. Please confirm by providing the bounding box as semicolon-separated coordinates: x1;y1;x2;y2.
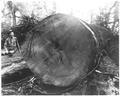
1;0;119;95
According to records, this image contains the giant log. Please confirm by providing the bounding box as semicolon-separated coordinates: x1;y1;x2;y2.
22;14;113;88
105;35;119;65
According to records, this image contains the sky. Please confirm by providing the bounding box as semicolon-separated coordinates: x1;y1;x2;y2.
54;0;117;21
1;0;118;22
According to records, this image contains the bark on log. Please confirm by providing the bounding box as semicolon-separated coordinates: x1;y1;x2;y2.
105;35;119;65
2;60;27;76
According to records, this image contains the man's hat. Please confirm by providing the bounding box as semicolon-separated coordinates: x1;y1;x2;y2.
9;29;12;32
10;32;14;36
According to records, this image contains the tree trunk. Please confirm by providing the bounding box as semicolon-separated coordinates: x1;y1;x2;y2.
12;4;16;26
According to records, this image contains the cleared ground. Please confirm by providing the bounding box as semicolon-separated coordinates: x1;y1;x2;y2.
1;52;119;95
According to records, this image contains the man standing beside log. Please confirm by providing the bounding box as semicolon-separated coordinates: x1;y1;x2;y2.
4;30;18;56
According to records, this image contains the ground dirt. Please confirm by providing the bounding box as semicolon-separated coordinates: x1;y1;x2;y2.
1;53;119;95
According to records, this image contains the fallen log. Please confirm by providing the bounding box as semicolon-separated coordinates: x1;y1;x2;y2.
22;14;114;89
2;59;33;84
